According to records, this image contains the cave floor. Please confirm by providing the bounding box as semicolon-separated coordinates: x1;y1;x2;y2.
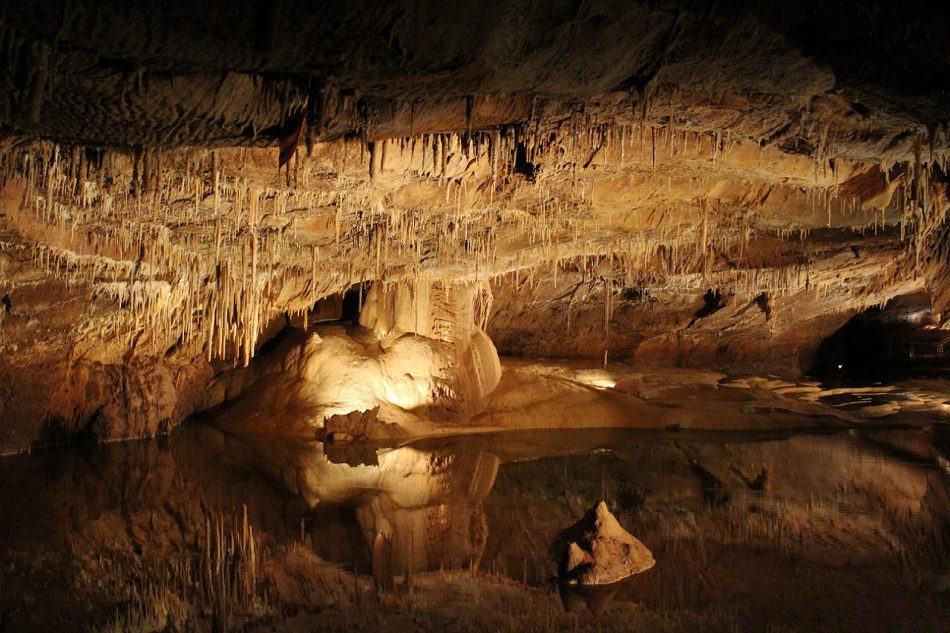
462;359;950;436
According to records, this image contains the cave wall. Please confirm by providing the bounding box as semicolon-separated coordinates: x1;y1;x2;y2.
0;240;213;454
487;231;925;374
0;1;949;450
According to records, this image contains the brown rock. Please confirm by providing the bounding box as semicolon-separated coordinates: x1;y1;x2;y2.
552;501;655;586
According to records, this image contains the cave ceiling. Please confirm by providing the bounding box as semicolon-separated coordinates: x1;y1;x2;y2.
1;0;949;372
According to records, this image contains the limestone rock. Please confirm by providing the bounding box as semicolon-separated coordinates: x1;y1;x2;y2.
553;501;655;586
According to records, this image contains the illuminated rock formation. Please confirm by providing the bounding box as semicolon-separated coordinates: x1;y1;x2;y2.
553;501;655;586
210;280;500;435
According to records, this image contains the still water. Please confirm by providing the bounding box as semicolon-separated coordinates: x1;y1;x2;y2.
1;423;948;632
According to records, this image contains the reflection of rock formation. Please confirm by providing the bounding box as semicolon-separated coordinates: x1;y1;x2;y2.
210;281;501;436
4;417;950;631
558;581;628;617
177;424;500;586
349;442;499;583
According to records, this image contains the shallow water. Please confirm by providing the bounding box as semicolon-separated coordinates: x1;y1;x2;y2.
1;423;948;631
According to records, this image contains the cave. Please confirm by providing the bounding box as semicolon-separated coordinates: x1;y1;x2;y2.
809;291;947;382
1;2;949;631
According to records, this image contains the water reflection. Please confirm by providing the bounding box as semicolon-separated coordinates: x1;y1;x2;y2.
175;424;500;582
1;423;948;631
558;580;629;616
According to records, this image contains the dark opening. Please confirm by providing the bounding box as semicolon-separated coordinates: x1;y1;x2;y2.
254;322;297;357
302;282;367;327
688;289;727;327
514;142;537;181
622;286;645;301
340;284;364;322
808;292;946;382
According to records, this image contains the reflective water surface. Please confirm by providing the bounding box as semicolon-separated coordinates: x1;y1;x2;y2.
1;423;948;632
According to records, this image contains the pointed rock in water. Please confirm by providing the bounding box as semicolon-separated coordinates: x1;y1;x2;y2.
552;501;655;586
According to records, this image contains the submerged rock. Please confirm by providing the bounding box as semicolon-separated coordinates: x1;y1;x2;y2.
552;501;655;586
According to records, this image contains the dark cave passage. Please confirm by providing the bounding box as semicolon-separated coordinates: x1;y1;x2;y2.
809;292;948;381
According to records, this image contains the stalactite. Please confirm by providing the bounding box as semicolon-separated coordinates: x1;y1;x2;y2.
2;91;945;368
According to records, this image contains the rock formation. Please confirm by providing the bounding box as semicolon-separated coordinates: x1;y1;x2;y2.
209;281;501;436
0;2;949;449
553;501;655;586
